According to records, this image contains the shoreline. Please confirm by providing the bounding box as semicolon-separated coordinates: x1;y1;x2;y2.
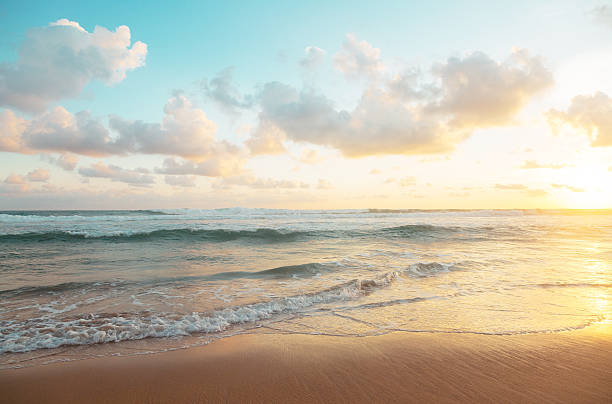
1;324;611;403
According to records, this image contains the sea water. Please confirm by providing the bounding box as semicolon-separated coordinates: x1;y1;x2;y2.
1;209;610;368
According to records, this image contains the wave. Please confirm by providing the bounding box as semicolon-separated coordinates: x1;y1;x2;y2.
0;210;172;218
0;228;314;243
0;272;401;353
0;224;464;243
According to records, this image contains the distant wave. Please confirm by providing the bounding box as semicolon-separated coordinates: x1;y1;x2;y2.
0;228;313;243
0;224;467;243
0;210;172;218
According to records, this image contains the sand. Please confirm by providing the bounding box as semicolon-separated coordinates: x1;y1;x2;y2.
1;324;611;403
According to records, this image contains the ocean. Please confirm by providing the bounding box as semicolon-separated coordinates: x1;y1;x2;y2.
1;208;611;368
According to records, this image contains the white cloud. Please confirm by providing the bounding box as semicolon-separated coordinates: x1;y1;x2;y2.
300;46;326;70
245;121;286;155
26;168;50;182
255;48;552;157
334;34;384;78
109;95;223;159
78;162;155;186
547;92;612;147
0;19;147;112
428;49;553;128
0;95;245;166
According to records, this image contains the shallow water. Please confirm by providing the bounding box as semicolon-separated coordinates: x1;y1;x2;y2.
1;208;610;368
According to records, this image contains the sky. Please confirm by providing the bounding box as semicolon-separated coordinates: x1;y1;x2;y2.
0;0;611;209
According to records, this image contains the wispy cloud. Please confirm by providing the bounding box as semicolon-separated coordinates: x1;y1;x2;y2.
520;160;569;169
78;162;155;187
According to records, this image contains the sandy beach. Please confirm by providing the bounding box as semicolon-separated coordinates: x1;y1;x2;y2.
2;323;611;404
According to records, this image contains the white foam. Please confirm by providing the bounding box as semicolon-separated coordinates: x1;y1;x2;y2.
0;273;399;353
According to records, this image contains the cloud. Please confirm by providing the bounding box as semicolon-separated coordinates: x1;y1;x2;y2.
26;168;50;182
546;92;612;147
23;107;116;155
0;95;245;165
4;173;26;184
427;49;553;128
256;82;456;157
591;5;612;27
255;49;551;157
78;162;154;186
216;175;309;189
41;153;79;171
334;34;384;78
524;189;548;197
155;154;244;177
495;183;547;197
245;121;286;155
398;176;416;186
202;67;254;114
552;183;584;192
495;184;527;190
520;160;568;169
316;179;334;189
109;95;223;159
0;19;147;113
164;175;196;187
300;46;326;70
0;109;26;152
298;149;322;165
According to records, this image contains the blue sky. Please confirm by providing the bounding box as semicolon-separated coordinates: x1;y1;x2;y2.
0;1;611;209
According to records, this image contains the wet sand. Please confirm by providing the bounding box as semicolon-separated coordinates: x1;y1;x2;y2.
1;324;611;403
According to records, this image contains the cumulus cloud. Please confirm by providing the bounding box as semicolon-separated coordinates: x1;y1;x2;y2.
41;153;79;171
300;46;326;70
164;175;196;187
334;34;384;78
427;49;553;128
0;19;147;113
520;160;569;169
254;48;551;157
0;95;245;167
78;162;154;186
109;95;227;159
26;168;50;182
546;92;612;147
245;121;287;155
202;68;253;114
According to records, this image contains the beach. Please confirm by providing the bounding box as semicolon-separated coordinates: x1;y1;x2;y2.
2;323;611;403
